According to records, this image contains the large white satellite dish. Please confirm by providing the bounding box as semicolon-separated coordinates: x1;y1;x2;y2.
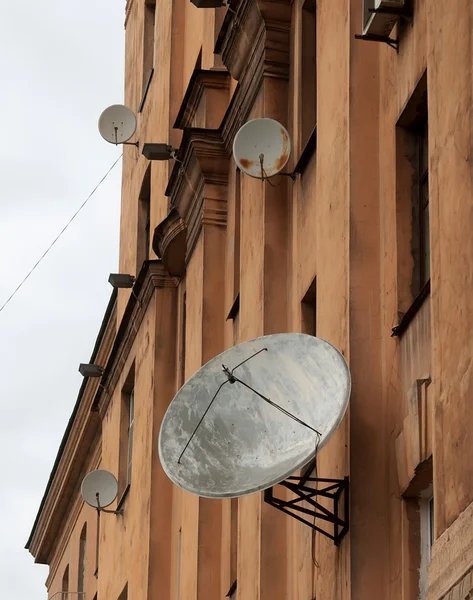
81;469;118;508
98;104;137;145
158;334;350;499
233;118;291;178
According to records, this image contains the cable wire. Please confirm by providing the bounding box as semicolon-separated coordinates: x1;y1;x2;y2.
0;154;122;315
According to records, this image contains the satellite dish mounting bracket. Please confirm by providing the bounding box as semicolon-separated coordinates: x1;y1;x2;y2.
264;475;349;546
278;171;297;181
95;492;123;516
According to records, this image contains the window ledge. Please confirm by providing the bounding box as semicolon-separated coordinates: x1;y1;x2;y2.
116;484;131;511
293;125;317;175
391;279;430;338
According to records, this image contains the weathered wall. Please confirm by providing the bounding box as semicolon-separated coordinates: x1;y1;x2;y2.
46;484;99;600
34;1;473;600
428;0;473;534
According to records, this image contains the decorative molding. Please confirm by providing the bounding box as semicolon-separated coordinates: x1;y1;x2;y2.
174;69;231;130
161;0;293;270
153;210;187;277
46;438;102;590
212;0;292;159
428;500;473;600
28;316;114;563
124;0;135;28
94;261;178;418
215;0;292;82
441;569;473;600
395;378;432;494
165;129;229;264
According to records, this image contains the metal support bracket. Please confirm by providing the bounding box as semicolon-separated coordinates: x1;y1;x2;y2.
264;476;349;546
354;33;399;51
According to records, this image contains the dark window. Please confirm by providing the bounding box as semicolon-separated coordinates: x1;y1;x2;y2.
179;291;187;386
301;0;316;151
428;496;434;549
177;528;182;600
233;169;241;301
143;1;156;94
78;523;87;595
233;169;241;345
395;72;429;318
119;365;135;499
137;166;151;271
417;120;430;289
230;499;238;591
127;389;135;485
301;277;317;336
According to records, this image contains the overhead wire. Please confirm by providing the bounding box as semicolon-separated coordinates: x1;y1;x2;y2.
0;154;123;315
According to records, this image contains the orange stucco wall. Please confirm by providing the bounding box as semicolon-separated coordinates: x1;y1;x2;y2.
33;1;473;600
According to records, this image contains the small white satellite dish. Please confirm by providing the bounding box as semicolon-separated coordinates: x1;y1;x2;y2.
233;118;291;179
81;469;118;508
158;334;350;499
98;104;137;145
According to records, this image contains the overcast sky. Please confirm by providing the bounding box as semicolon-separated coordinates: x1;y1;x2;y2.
0;0;124;596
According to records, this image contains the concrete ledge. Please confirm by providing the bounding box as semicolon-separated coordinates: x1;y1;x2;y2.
428;500;473;600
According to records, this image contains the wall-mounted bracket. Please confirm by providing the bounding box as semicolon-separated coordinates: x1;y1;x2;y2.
354;33;399;51
264;476;349;546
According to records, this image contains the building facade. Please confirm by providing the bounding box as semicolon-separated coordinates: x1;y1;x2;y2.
27;1;473;600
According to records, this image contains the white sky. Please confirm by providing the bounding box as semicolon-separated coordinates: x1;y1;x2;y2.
0;0;124;596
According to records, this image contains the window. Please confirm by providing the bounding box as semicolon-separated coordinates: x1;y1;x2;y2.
231;169;241;345
396;73;429;317
416;120;430;290
230;499;238;598
419;490;434;599
300;0;316;151
233;169;241;300
401;466;433;600
178;290;187;386
119;365;135;499
137;166;151;271
143;0;156;94
78;523;87;596
227;168;241;339
301;277;316;336
126;389;135;485
62;565;69;600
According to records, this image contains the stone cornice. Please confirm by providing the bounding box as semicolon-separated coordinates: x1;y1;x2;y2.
124;0;135;28
153;209;187;277
428;500;473;600
165;129;229;262
46;438;102;589
215;0;292;82
174;69;231;130
27;298;117;564
93;261;178;418
166;129;229;200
